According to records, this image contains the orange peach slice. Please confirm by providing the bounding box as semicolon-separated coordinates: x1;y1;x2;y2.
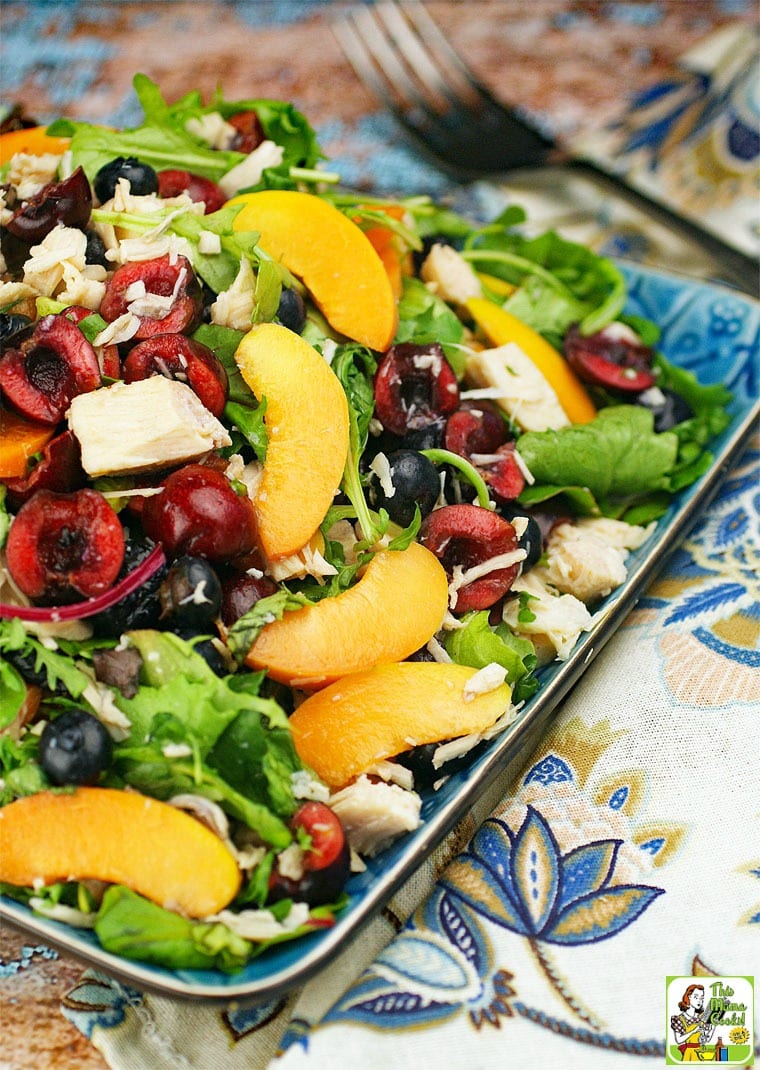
0;788;241;917
235;322;350;560
0;409;55;478
246;541;449;689
0;126;71;165
227;190;398;351
289;661;512;788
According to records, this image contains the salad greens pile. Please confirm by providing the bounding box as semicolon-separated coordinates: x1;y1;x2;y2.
0;75;733;975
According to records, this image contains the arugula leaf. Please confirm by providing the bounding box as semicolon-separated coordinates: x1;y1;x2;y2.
516;406;679;502
0;485;10;549
111;738;292;847
0;619;92;698
0;659;26;732
444;610;536;689
49;115;243;185
462;222;627;339
395;277;465;372
208;707;301;819
0;733;46;804
331;343;383;544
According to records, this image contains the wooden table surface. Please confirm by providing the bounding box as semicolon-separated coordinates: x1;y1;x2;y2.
0;3;754;1068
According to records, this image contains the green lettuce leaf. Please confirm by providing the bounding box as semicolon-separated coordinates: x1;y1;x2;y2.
516;406;679;501
95;886;252;972
444;611;538;703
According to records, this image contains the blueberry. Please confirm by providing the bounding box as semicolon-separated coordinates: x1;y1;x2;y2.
84;228;109;269
89;537;166;638
276;288;307;334
94;157;159;203
0;312;33;350
159;556;222;629
401;418;446;451
498;504;543;572
176;630;227;675
369;449;441;527
39;708;113;786
635;386;693;432
396;738;488;791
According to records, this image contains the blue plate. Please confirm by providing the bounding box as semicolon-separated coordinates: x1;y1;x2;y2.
2;262;758;1002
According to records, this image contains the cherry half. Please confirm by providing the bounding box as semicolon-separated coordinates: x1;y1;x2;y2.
157;170;226;214
6;488;125;604
564;323;655;393
100;254;203;338
374;342;459;435
6;167;92;244
3;430;86;510
0;313;101;425
420;503;520;613
123;334;228;417
268;802;351;907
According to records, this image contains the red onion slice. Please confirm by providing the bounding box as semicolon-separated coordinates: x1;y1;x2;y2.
0;544;167;623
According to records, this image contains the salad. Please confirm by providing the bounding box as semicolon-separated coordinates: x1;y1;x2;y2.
0;76;732;974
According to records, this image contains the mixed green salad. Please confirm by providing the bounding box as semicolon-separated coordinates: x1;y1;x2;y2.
0;76;732;974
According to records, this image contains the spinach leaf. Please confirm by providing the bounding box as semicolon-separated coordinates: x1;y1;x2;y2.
462;222;627;339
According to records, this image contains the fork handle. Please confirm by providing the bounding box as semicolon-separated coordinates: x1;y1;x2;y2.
559;156;757;294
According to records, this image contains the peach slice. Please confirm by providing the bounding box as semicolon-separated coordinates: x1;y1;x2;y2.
289;661;512;788
227;190;398;351
246;541;449;689
0;788;241;918
235;322;350;560
0;126;71;165
0;409;55;478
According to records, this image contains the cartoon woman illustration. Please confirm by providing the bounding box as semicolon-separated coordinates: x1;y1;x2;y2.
670;984;716;1061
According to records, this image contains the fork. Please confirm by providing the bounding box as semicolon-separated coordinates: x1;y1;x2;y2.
332;0;756;291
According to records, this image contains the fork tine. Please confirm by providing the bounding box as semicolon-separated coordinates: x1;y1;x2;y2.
377;0;486;110
372;1;482;111
333;0;554;174
334;6;449;129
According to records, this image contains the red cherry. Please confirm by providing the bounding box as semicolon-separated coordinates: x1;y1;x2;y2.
227;110;266;154
268;802;350;907
123;334;228;417
481;443;525;502
4;430;86;510
220;571;278;626
420;503;520;613
157;170;226;214
374;343;459;435
6;168;92;243
140;464;257;563
6;488;125;604
61;305;120;379
100;254;203;338
444;402;507;459
564;324;655;393
0;314;101;425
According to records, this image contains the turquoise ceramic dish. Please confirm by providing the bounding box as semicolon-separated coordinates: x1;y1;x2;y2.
2;261;758;1003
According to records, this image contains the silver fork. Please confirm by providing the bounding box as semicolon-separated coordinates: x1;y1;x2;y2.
332;0;755;291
